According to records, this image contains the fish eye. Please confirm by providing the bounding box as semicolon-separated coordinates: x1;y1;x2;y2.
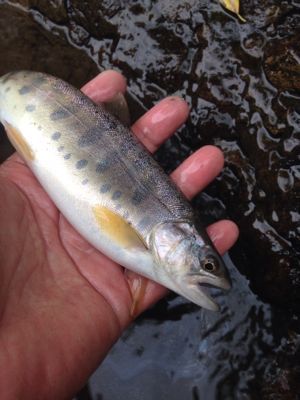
203;256;219;273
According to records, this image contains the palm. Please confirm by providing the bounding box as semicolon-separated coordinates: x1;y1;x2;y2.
0;71;238;399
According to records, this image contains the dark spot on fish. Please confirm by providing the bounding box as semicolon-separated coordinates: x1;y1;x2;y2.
102;113;118;130
51;132;61;141
76;159;88;169
64;153;71;160
96;159;110;173
108;120;118;130
119;145;129;157
100;183;111;193
33;76;47;86
137;216;151;231
57;145;64;152
26;104;36;112
78;127;103;147
5;87;11;93
19;86;32;95
82;179;88;185
112;191;122;200
50;108;69;121
131;188;147;205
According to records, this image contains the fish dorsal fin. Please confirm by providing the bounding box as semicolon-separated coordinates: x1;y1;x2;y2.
103;93;131;126
92;205;147;249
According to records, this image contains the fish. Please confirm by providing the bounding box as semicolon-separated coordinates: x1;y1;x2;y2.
0;71;231;311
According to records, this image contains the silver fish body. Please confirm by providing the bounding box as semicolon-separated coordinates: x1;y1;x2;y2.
0;71;230;310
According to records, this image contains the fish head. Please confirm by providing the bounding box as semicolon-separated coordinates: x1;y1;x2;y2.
150;222;231;311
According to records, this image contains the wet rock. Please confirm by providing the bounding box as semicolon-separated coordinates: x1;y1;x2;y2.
264;34;300;92
0;4;98;89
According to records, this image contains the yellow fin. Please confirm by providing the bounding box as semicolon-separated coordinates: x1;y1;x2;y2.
128;273;148;318
92;205;146;249
220;0;246;22
3;121;35;161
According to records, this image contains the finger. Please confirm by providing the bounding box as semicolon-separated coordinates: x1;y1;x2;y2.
81;70;127;103
207;220;239;255
171;145;224;200
131;97;189;153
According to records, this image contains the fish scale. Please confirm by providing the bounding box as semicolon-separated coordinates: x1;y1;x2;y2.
0;70;231;310
49;81;192;235
50;75;189;228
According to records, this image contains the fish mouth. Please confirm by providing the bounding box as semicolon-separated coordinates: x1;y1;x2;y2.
197;274;231;291
181;274;231;311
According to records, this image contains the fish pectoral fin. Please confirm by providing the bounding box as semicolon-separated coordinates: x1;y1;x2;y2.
92;205;147;249
3;121;34;161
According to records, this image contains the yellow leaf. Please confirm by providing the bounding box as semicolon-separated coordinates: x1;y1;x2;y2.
220;0;246;22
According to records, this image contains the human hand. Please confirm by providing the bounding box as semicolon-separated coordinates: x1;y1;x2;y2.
0;70;238;399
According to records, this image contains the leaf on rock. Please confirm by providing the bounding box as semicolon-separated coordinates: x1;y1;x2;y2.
220;0;246;22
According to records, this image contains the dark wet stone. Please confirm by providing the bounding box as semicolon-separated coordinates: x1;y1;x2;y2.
0;4;98;88
264;34;300;92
